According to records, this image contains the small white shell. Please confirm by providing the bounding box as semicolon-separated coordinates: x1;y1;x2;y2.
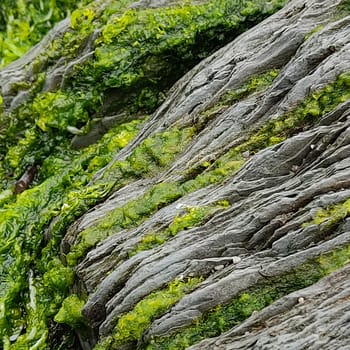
298;297;305;304
214;265;225;271
232;256;241;264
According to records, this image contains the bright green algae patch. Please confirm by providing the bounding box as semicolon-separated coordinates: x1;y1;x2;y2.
0;0;287;181
1;1;349;349
94;278;203;350
217;70;280;106
198;69;280;127
146;245;350;350
212;71;350;157
54;295;86;328
0;119;143;349
0;0;91;67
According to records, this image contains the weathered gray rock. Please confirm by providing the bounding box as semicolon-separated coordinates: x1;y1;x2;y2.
2;0;350;348
189;264;350;350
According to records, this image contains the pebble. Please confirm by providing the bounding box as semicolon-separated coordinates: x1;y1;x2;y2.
242;151;250;158
232;256;241;264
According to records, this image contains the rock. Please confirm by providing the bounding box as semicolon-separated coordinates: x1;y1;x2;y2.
188;265;350;350
1;0;350;349
77;0;350;347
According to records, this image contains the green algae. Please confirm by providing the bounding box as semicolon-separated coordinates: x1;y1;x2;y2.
0;119;143;348
1;1;349;348
129;202;230;257
0;0;287;182
304;25;325;41
219;70;280;105
94;278;203;350
303;198;350;229
146;245;350;350
0;0;92;67
220;71;350;155
54;295;86;328
335;0;350;19
197;69;280;128
66;182;186;266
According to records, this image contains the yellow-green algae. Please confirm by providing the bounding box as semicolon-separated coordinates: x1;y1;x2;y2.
129;202;230;257
197;69;280;128
304;0;350;42
0;1;349;349
0;119;143;349
145;245;350;350
0;0;92;67
94;278;203;350
335;0;350;19
303;198;350;228
54;295;86;328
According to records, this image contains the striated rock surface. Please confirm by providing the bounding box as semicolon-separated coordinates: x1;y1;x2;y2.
1;0;350;349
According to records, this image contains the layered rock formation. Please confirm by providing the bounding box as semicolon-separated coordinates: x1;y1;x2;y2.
1;0;350;349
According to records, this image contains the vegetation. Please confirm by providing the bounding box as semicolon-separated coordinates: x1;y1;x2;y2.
54;295;86;328
0;0;91;67
129;202;230;257
94;278;202;349
303;198;350;229
0;119;143;349
0;0;287;184
1;0;349;349
146;244;350;350
67;71;350;266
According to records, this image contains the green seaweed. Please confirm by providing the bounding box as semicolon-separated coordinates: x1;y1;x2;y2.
0;0;287;181
0;1;348;348
54;295;86;328
335;0;350;19
303;198;350;229
95;278;203;350
0;119;143;348
0;0;92;67
128;202;229;257
304;25;325;41
219;70;280;105
146;245;350;350
197;69;280;128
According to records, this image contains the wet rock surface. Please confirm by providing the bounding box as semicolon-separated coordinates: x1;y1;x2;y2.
1;0;350;349
68;0;350;348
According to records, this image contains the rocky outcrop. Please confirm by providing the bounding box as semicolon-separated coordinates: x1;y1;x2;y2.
1;0;350;349
189;264;350;350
